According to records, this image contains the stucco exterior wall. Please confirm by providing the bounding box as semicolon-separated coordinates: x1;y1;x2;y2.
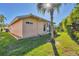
23;17;49;38
9;16;50;39
9;20;23;38
23;18;38;38
37;20;49;35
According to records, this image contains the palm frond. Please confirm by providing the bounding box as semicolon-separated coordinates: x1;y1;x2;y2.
37;3;61;14
37;3;46;14
55;4;61;13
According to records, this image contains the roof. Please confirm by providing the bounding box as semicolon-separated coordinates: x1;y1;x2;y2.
9;14;50;26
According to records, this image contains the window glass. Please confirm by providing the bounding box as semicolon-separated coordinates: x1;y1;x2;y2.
43;24;46;31
26;22;33;24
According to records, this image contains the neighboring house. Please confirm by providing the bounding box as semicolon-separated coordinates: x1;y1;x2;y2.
9;14;50;39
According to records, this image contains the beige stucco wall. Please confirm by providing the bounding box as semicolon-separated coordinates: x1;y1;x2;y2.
9;20;23;38
23;18;38;38
23;17;49;38
37;20;49;35
9;17;49;39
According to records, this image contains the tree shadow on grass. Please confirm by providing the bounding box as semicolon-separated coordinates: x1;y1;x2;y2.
4;34;52;56
0;32;59;56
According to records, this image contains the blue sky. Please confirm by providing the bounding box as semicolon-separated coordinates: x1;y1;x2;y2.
0;3;76;25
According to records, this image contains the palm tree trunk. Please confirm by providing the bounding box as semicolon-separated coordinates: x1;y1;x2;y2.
50;11;59;56
50;10;54;43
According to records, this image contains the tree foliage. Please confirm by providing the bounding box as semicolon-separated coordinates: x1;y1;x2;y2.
0;15;6;32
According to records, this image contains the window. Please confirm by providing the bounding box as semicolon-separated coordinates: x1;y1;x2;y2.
26;22;33;24
43;24;46;31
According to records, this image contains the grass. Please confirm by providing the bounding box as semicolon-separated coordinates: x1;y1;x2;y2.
0;32;79;56
55;32;79;56
0;32;53;56
26;43;53;56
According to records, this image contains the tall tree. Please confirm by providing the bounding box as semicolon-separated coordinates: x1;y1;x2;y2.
0;15;6;32
37;3;61;55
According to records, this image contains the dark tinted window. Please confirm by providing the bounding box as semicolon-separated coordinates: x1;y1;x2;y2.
26;22;33;24
43;24;46;31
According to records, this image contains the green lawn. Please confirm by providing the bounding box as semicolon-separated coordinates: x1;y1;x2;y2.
55;32;79;56
0;32;79;56
0;32;53;56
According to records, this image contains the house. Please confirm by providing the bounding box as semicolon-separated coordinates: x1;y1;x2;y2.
9;14;50;39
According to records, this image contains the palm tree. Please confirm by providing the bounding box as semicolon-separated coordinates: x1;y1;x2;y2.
0;15;6;32
37;3;61;55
